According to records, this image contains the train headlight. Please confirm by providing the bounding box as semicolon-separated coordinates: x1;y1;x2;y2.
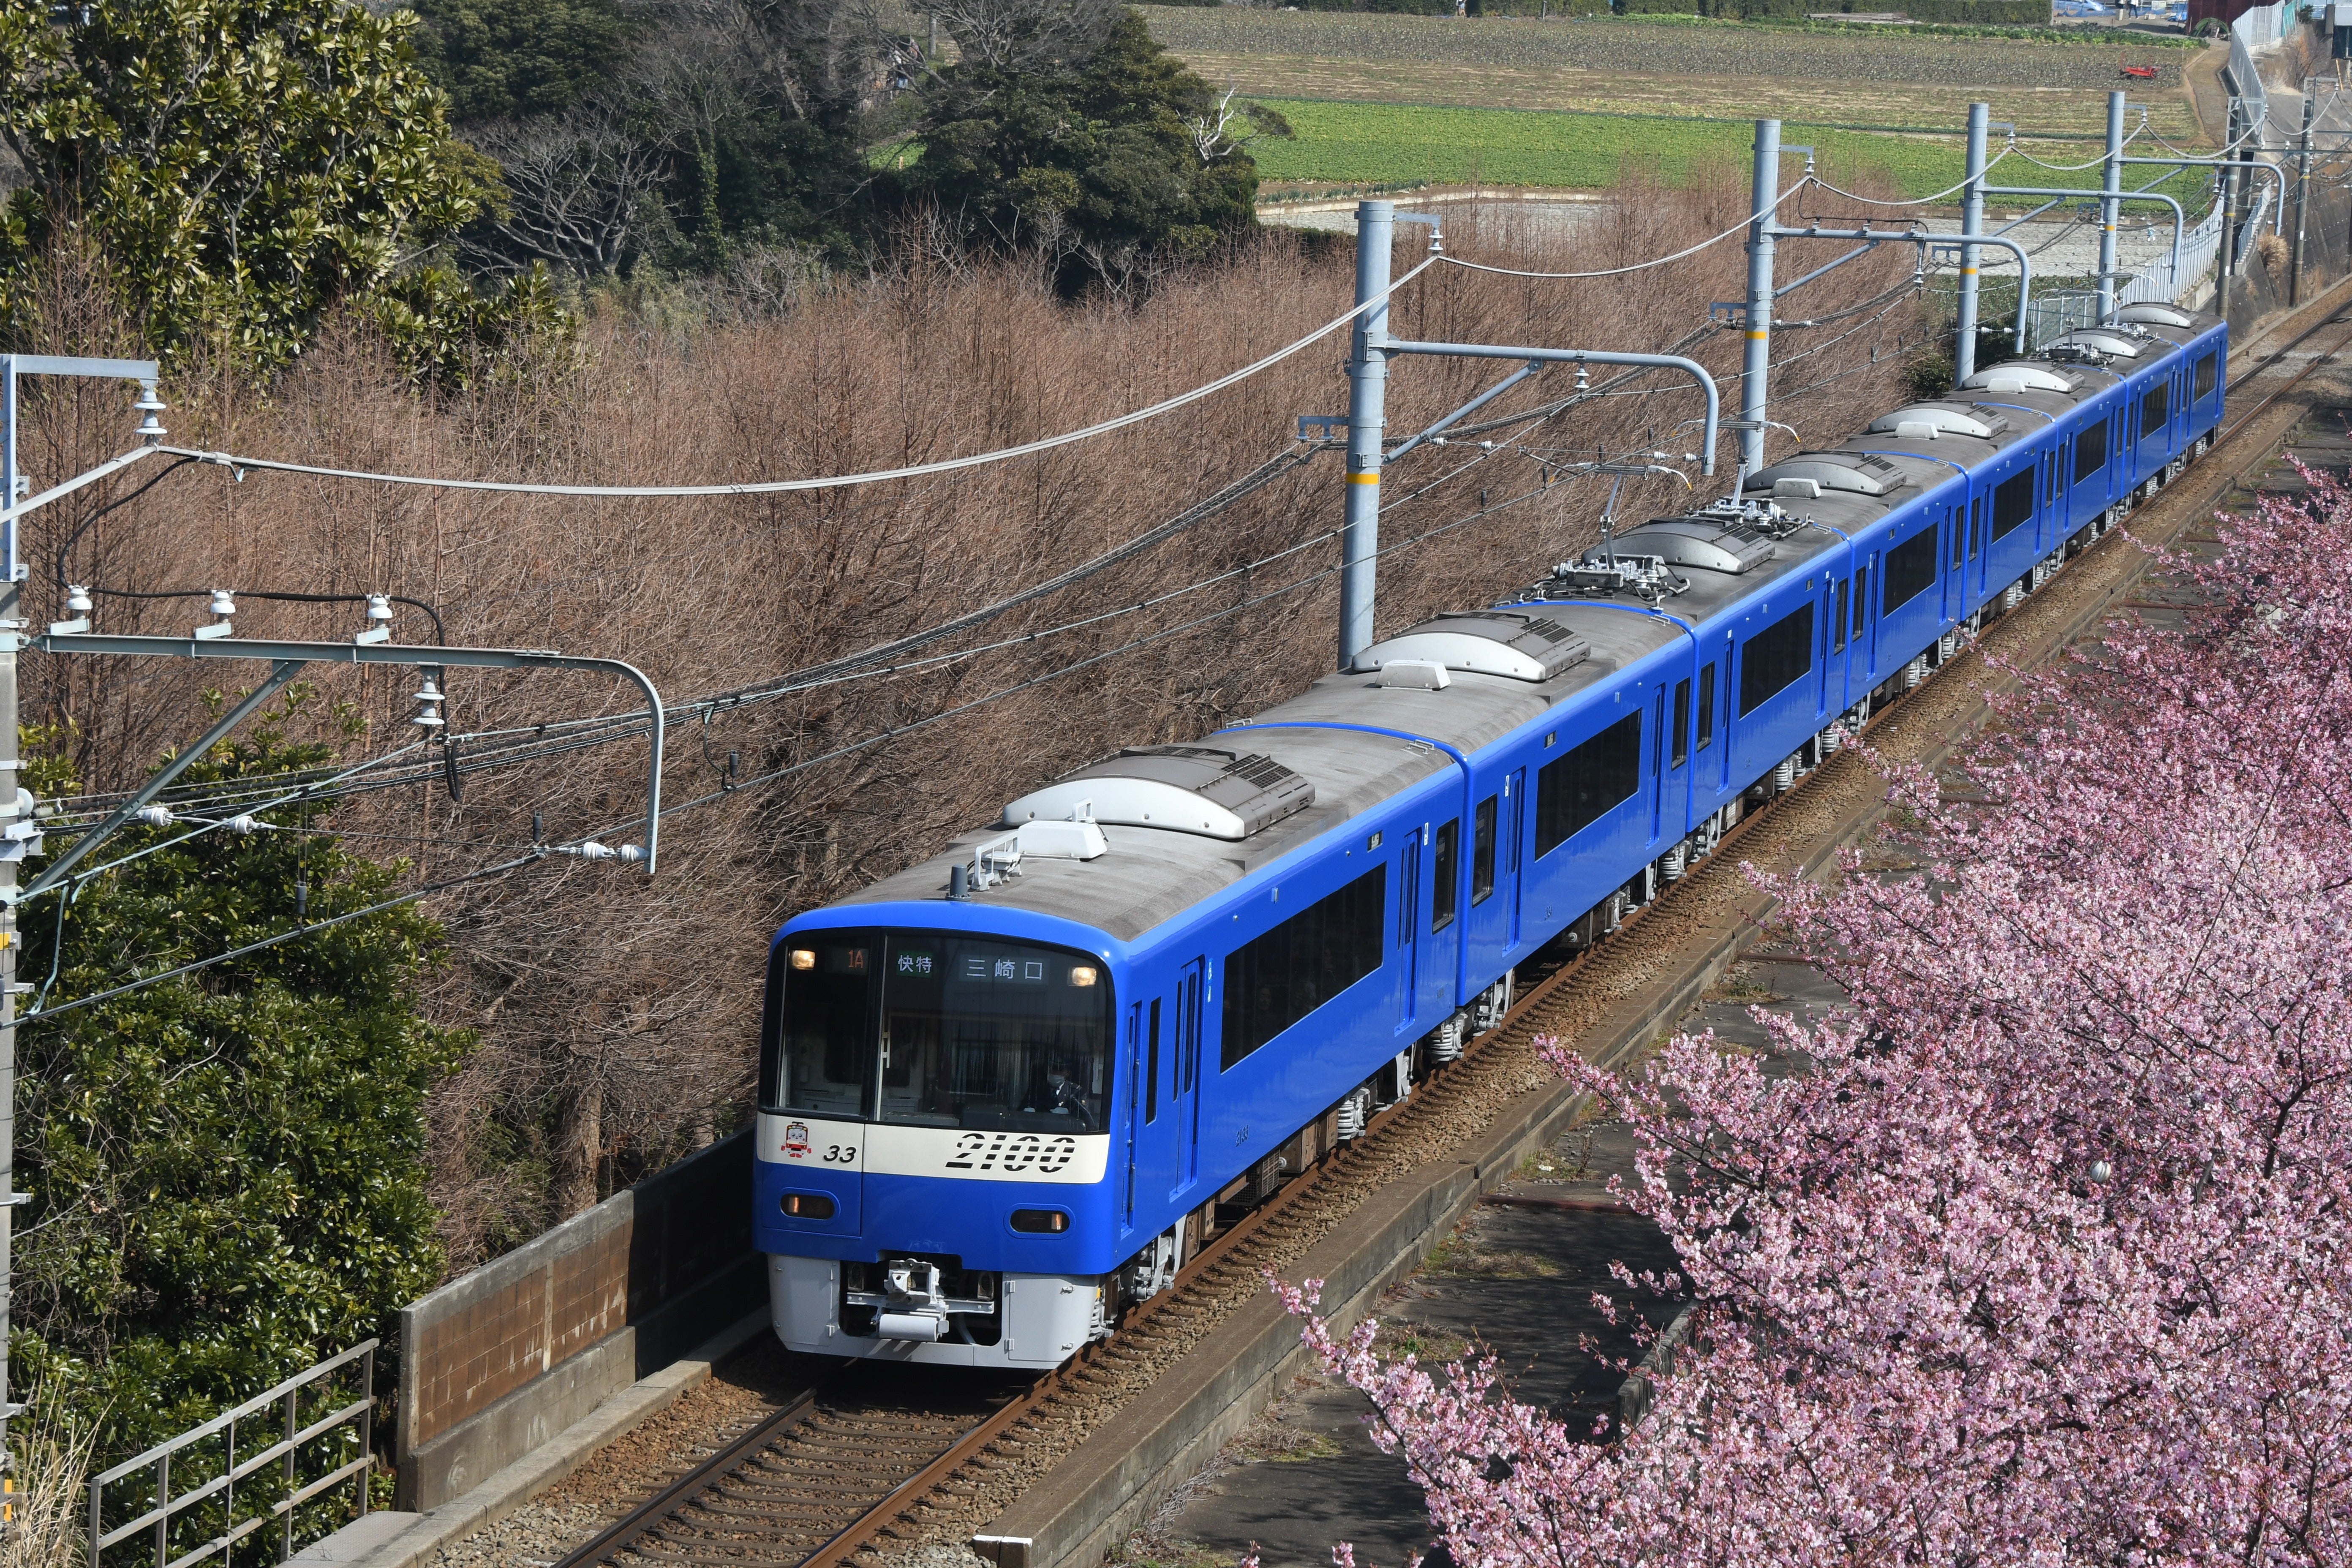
1068;964;1098;987
781;1192;837;1219
788;948;816;971
1011;1209;1070;1234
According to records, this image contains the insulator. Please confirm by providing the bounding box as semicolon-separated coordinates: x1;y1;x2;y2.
134;804;174;828
207;588;236;618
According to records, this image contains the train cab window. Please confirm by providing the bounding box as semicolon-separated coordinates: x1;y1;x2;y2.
774;938;874;1116
1471;796;1497;905
1671;678;1692;767
874;935;1112;1130
2074;419;2107;484
1535;712;1643;858
1432;818;1460;932
2142;382;2169;439
1222;865;1386;1068
1992;469;2036;540
1852;567;1869;641
1739;602;1815;717
1695;662;1717;750
1145;998;1161;1124
1884;526;1938;613
2195;353;2216;403
1832;581;1849;654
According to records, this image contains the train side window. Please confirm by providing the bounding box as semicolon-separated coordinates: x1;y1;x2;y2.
1884;526;1938;612
1832;580;1849;653
1739;601;1815;717
2195;352;2216;403
1695;662;1716;751
1670;678;1691;767
1992;469;2036;540
2074;419;2107;484
1949;504;1964;570
1968;496;1984;560
1222;864;1386;1068
1534;712;1643;858
1145;998;1161;1124
2142;381;2169;439
1852;566;1869;640
1471;796;1497;905
1432;818;1460;932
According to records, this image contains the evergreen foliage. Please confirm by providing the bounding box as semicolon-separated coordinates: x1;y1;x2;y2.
12;697;469;1462
408;0;632;122
0;0;523;373
897;9;1260;287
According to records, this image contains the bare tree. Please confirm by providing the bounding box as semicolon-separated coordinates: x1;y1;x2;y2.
464;104;670;276
927;0;1117;71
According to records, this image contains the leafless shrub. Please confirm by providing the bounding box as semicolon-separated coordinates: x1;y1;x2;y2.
13;169;1919;1267
464;104;671;276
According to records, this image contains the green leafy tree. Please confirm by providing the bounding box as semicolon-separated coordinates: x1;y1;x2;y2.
0;0;498;368
12;698;469;1463
408;0;631;122
897;8;1260;289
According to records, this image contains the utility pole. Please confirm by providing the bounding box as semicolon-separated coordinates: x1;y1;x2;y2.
0;353;162;1495
1340;201;1394;672
2098;90;2127;326
2219;99;2242;316
1955;103;1990;383
1740;120;1781;484
2292;88;2314;305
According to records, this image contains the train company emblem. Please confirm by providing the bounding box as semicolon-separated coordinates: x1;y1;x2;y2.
784;1121;811;1158
945;1132;1080;1173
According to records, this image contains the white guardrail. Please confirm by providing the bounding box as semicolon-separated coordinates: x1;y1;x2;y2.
86;1340;377;1568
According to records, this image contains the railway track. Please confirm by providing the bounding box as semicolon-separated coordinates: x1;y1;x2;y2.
544;297;2352;1568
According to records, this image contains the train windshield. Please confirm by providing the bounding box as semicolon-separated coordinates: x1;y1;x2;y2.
772;930;1112;1131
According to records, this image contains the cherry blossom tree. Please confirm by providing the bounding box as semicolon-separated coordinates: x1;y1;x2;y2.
1276;473;2352;1568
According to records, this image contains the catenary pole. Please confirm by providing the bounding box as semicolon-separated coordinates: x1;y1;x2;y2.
1740;119;1781;484
1341;201;1394;671
1956;102;1990;382
2293;89;2314;305
0;352;158;1507
2098;90;2127;325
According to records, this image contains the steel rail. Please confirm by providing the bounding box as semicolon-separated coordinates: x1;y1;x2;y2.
549;1389;823;1568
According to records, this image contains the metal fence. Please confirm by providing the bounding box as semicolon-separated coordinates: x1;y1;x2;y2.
86;1340;376;1568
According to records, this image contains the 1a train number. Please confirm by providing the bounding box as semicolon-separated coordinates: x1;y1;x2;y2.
822;1144;857;1163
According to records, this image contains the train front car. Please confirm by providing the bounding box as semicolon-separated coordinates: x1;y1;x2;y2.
755;910;1126;1369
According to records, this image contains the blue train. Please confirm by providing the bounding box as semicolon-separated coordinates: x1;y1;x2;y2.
753;302;2228;1368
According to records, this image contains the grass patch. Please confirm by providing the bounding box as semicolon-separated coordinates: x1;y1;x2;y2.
1372;1320;1474;1361
1246;99;2210;202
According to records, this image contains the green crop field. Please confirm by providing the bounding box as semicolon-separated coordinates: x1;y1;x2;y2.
1245;98;2211;209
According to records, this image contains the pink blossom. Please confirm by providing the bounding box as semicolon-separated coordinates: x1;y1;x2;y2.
1275;473;2352;1567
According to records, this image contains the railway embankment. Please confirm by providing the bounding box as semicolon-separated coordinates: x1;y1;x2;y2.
332;275;2352;1568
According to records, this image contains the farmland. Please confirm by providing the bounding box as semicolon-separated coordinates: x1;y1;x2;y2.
1139;5;2218;191
1241;97;2216;208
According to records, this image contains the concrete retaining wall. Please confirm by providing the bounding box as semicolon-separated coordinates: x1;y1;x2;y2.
394;1130;763;1510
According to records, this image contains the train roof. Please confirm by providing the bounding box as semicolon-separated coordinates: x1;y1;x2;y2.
822;305;2221;947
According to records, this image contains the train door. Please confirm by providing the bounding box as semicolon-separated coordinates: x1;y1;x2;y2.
1123;1002;1143;1237
1650;687;1668;844
1504;768;1527;948
1397;827;1422;1034
1170;959;1205;1198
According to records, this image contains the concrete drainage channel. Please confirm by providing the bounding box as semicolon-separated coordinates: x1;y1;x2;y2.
324;280;2352;1568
